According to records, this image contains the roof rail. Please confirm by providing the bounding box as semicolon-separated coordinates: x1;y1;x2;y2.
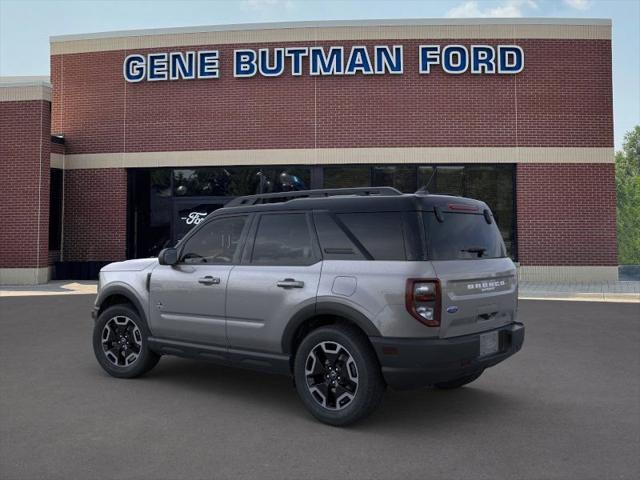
225;187;402;207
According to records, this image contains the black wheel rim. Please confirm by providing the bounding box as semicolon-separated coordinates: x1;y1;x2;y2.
101;316;142;367
304;341;359;411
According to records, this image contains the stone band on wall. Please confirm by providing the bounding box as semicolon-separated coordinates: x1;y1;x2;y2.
518;266;618;282
0;267;51;286
56;147;614;170
50;153;65;169
0;81;52;102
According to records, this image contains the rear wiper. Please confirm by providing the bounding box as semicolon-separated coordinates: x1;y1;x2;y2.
461;247;487;257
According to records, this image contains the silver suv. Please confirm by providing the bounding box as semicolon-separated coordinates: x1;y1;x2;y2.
92;187;524;426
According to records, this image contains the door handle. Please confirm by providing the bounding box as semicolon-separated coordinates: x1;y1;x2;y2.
277;278;305;289
198;276;221;286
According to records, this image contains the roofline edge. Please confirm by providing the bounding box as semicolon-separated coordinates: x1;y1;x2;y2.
50;17;612;43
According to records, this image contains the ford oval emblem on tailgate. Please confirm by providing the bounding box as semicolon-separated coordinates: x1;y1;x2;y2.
446;306;459;314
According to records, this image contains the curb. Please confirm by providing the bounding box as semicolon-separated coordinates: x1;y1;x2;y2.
519;294;640;304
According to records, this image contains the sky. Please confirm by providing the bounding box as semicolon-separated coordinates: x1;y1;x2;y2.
0;0;638;149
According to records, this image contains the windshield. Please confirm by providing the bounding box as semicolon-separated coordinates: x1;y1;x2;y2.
424;212;506;260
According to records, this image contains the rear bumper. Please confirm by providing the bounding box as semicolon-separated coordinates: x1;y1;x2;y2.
370;322;524;390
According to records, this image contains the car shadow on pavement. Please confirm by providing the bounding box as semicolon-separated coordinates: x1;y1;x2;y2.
366;387;521;432
141;356;523;431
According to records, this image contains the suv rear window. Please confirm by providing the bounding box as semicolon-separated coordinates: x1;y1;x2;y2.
424;212;506;260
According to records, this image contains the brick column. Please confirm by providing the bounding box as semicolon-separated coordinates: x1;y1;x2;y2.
0;80;52;285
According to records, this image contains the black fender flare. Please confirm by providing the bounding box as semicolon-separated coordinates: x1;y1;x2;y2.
281;301;381;354
95;284;147;324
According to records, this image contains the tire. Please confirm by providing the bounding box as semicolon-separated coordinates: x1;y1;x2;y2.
434;370;483;390
93;304;160;378
294;324;385;426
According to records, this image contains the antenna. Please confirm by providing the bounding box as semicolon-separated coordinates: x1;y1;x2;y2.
416;168;436;194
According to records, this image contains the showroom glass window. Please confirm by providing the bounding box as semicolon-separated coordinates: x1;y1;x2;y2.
128;163;516;260
172;167;310;196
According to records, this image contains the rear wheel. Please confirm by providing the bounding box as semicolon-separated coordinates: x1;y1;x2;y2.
434;370;483;389
294;325;385;426
93;304;160;378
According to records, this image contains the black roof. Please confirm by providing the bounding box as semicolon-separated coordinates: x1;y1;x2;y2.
216;187;489;216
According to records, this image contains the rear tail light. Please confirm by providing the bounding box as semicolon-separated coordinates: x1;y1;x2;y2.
406;279;441;327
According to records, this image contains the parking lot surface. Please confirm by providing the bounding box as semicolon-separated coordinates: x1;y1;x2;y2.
1;296;639;480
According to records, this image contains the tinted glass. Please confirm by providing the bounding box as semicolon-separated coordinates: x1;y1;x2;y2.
149;171;172;224
48;169;63;250
180;216;247;264
174;168;230;196
464;165;515;257
323;166;370;188
128;164;515;260
337;213;406;260
314;212;366;260
174;202;225;242
174;167;310;196
424;212;506;260
252;214;315;265
434;166;464;196
372;165;416;193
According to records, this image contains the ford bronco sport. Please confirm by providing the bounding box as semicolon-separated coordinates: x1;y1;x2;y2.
92;187;524;426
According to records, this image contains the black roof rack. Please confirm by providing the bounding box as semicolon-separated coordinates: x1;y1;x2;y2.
225;187;402;207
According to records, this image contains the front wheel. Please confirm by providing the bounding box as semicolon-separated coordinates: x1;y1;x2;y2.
93;304;160;378
294;325;385;426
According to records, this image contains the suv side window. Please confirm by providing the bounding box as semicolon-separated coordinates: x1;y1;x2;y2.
336;212;406;260
313;212;366;260
251;213;316;266
180;215;247;264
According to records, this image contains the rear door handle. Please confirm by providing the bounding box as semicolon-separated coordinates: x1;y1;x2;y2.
277;278;305;289
198;276;220;286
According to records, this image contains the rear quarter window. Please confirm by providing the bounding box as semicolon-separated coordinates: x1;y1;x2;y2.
336;212;406;261
424;212;506;260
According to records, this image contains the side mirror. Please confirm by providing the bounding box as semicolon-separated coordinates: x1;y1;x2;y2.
158;247;178;266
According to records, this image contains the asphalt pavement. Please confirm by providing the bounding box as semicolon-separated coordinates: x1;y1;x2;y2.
1;296;638;480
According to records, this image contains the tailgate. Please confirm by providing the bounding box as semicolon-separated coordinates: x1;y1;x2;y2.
432;258;517;338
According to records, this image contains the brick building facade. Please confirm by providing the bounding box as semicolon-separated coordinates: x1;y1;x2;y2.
0;19;616;284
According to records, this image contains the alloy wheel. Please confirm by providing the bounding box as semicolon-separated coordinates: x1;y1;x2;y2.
304;341;359;410
101;316;143;367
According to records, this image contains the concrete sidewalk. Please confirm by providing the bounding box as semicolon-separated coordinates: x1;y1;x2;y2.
1;280;639;303
519;281;640;303
0;281;97;297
